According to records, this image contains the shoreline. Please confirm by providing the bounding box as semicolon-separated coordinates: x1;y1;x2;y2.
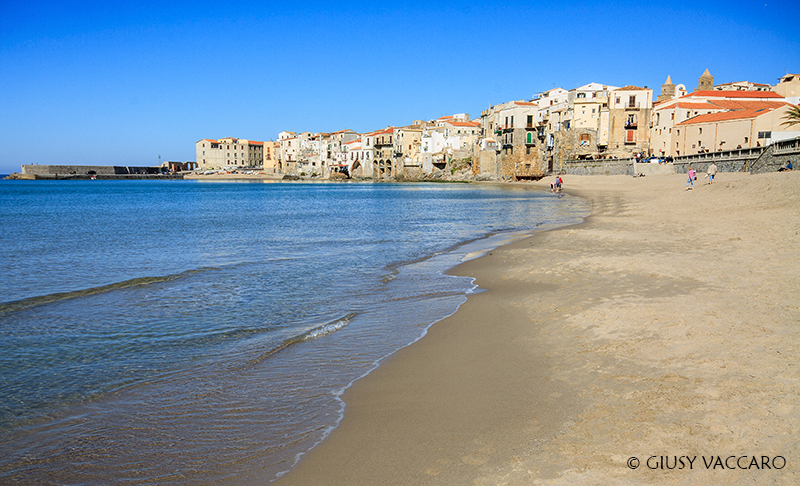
276;172;799;485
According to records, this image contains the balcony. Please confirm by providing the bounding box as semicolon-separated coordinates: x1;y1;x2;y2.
625;122;638;129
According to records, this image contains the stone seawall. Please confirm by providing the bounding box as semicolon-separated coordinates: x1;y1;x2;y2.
562;159;676;177
21;164;164;176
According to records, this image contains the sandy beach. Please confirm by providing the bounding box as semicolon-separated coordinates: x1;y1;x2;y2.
277;171;799;486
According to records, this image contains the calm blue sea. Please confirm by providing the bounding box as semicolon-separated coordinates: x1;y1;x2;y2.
0;179;589;484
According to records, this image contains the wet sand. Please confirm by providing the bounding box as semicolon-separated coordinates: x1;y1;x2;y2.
277;172;799;485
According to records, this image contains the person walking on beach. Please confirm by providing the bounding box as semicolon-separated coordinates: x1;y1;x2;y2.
551;176;562;192
686;167;696;191
706;162;717;184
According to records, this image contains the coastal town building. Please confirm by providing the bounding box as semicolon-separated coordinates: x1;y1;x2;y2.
568;83;617;160
606;85;653;157
773;73;800;104
656;75;688;102
419;117;481;174
481;100;542;178
277;131;298;174
368;127;396;179
342;139;363;175
195;69;796;181
673;103;796;155
651;89;790;156
320;129;360;177
196;137;265;169
393;126;423;175
714;80;771;92
263;141;280;173
697;68;714;91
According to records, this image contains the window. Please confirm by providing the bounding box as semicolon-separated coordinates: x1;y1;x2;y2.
577;92;586;99
699;128;703;134
526;132;533;143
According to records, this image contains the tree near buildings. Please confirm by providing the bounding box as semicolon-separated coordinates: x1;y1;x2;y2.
781;105;800;127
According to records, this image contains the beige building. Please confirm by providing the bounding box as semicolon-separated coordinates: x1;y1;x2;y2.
366;127;395;179
393;126;423;171
773;73;800;104
606;86;653;157
196;137;265;169
263;141;280;174
651;90;788;156
674;103;794;154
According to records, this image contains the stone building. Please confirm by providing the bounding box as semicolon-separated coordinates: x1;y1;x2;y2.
393;126;423;178
196;137;265;169
606;86;653;158
656;75;688;102
481;100;545;178
697;68;714;91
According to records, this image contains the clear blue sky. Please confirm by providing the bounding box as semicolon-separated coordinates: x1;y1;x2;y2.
1;0;798;174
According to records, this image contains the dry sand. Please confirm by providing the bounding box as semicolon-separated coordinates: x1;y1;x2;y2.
277;171;799;486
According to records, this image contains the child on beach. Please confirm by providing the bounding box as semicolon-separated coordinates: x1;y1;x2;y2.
686;167;695;190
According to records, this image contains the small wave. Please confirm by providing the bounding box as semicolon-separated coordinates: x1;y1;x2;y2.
236;313;356;371
0;267;221;314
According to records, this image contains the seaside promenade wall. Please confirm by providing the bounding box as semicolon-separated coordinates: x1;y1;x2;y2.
21;164;163;176
671;136;800;174
561;159;676;177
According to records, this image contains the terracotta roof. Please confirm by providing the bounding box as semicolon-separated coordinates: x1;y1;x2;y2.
708;100;788;110
673;102;722;110
677;108;780;125
364;128;394;137
449;121;480;127
513;101;538;106
614;85;649;91
248;141;264;145
683;90;783;99
199;139;218;143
